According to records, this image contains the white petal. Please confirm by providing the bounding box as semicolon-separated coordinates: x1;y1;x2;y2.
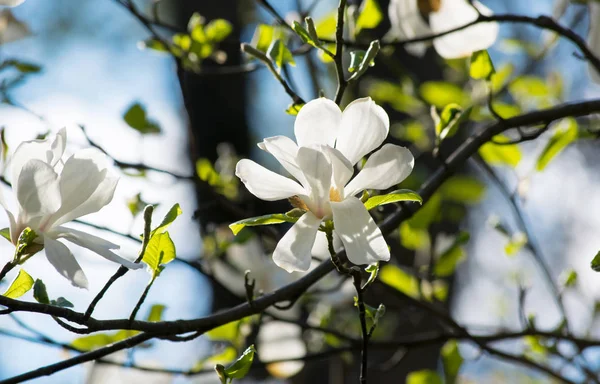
430;0;499;59
51;176;118;227
43;236;89;289
258;135;307;186
589;2;600;83
331;196;390;265
235;159;305;201
296;146;332;218
344;144;414;197
385;0;431;56
294;98;342;148
16;159;61;219
323;146;353;194
10;128;66;190
49;226;142;270
335;97;390;165
273;212;322;273
311;230;342;260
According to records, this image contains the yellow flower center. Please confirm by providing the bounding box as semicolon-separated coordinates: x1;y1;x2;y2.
329;187;342;203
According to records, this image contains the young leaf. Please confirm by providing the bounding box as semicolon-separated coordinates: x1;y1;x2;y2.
441;340;464;384
146;304;166;322
151;204;182;237
469;50;495;80
33;279;49;304
143;232;176;277
560;269;578;288
420;81;469;108
53;297;74;308
229;213;299;236
2;269;34;299
123;103;161;134
364;189;422;210
222;344;256;380
348;50;366;73
434;232;470;277
348;40;380;81
364;262;380;288
266;39;295;70
407;370;443;384
205;19;233;42
591;251;600;272
292;21;318;47
379;265;420;299
536;118;578;171
439;176;485;204
0;228;10;243
479;135;522;167
433;104;472;142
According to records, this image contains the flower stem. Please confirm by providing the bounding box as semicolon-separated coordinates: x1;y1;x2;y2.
129;277;155;322
0;261;16;283
352;271;369;384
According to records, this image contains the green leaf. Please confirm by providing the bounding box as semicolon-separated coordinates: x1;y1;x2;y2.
490;63;514;92
4;59;42;73
365;263;380;288
348;40;380;82
71;330;135;352
469;50;495;80
591;251;600;271
151;204;182;237
266;39;295;70
127;193;152;217
221;344;256;381
2;269;34;299
143;232;176;277
292;21;319;48
348;50;366;73
441;340;463;384
364;189;422;210
439;176;485;204
509;75;550;99
504;232;527;256
407;369;443;384
479;135;522;167
207;320;241;342
123;103;161;134
360;302;385;329
33;279;49;304
434;232;470;277
355;0;383;33
420;81;469;108
146;304;166;322
433;104;472;142
379;265;419;299
560;269;578;288
285;102;304;116
205;19;233;42
369;81;425;115
399;222;430;250
229;213;299;236
536;118;578;171
52;297;74;308
139;38;168;52
0;228;10;243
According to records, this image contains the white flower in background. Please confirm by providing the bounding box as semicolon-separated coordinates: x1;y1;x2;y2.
0;128;142;288
0;0;25;7
588;1;600;83
0;9;30;45
386;0;499;59
235;97;414;273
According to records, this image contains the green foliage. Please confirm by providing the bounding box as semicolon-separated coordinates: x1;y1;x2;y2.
358;301;385;330
252;24;285;52
441;340;464;384
196;159;238;199
469;50;495;80
123;102;161;134
33;279;49;304
2;59;42;73
364;189;422;210
215;345;256;384
364;262;380;289
420;81;469;108
379;265;419;298
15;227;40;259
536;118;578;171
2;269;33;299
434;232;470;277
127;193;153;217
490;63;514;92
139;38;168;52
146;304;166;322
368;81;425;115
560;269;578;288
479;135;522;167
504;232;527;256
266;39;295;72
285;102;304;116
592;251;600;272
439;176;486;204
143;232;176;278
355;0;383;33
432;104;472;143
72;330;136;352
229;213;300;236
205;19;233;42
150;203;182;237
407;370;443;384
0;228;10;243
348;40;379;81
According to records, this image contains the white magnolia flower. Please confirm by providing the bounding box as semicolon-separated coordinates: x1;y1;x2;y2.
235;97;414;273
386;0;499;59
0;128;141;288
0;0;25;7
589;1;600;83
0;9;30;45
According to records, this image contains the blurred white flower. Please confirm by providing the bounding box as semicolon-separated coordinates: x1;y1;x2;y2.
386;0;499;59
589;1;600;83
0;128;141;288
235;97;414;272
0;9;30;44
0;0;25;7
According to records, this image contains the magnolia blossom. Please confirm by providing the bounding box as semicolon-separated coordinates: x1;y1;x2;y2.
0;129;141;288
589;1;600;83
386;0;499;59
235;97;414;273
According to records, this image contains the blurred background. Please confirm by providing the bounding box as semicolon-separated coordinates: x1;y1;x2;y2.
0;0;600;383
